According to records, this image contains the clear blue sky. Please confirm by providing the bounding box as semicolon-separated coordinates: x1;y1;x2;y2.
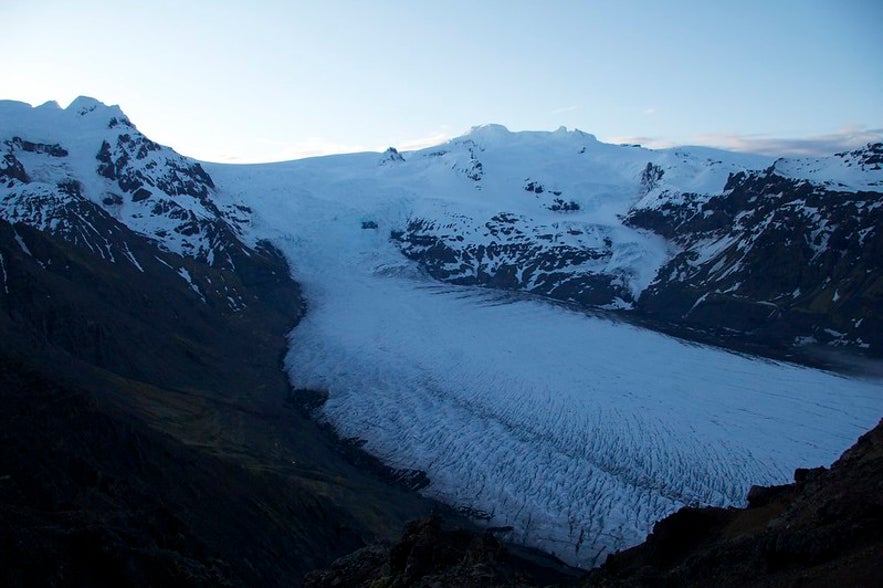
5;0;882;162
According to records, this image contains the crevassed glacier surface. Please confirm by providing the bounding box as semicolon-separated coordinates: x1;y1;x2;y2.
206;132;883;567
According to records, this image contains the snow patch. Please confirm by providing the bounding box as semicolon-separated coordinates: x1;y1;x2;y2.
177;267;205;301
13;232;31;256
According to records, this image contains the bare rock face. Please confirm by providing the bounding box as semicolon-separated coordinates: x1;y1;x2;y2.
393;213;633;308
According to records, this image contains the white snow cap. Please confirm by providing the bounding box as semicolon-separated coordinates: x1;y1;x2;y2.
66;96;129;123
465;123;511;141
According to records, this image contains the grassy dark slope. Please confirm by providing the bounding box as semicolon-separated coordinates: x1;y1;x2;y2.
0;219;442;586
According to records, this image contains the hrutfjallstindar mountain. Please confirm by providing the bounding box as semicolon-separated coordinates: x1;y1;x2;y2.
1;97;881;569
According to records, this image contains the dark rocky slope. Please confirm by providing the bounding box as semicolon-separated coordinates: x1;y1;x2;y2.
0;215;445;586
628;164;883;358
304;515;585;587
586;417;883;587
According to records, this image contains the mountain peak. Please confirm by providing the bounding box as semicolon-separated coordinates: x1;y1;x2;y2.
66;95;109;114
65;96;130;122
570;127;598;142
37;100;62;111
465;123;512;141
379;146;405;165
461;124;599;146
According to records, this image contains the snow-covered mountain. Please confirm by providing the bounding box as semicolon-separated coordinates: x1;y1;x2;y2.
628;147;883;353
0;97;284;313
0;98;253;268
2;98;881;568
379;127;768;311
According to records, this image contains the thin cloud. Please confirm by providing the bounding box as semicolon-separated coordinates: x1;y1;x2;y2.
606;135;675;149
642;107;657;116
216;131;454;163
398;131;452;151
608;127;883;157
549;105;579;115
693;127;883;156
213;138;373;163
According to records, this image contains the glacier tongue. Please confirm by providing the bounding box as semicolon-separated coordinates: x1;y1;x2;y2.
284;267;881;567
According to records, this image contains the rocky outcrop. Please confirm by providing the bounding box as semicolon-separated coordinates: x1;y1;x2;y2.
304;515;585;587
628;163;883;356
585;418;883;587
393;213;641;308
379;147;406;166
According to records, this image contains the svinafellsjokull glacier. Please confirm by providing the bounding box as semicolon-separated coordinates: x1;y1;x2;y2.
3;99;882;568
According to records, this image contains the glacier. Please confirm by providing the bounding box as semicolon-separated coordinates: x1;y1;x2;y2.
204;133;883;567
3;98;881;568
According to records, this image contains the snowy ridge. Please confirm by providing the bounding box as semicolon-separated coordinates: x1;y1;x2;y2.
772;143;883;192
628;162;883;351
0;98;251;270
380;130;779;312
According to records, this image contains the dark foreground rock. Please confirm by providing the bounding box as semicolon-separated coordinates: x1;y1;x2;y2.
304;515;586;587
585;418;883;587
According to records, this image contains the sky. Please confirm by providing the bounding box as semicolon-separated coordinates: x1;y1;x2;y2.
4;0;882;162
